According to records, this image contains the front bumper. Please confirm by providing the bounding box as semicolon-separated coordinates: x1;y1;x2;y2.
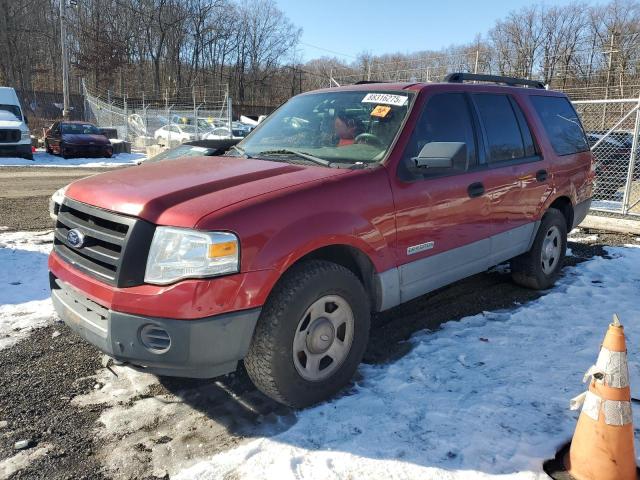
0;143;31;157
51;275;260;378
64;144;112;156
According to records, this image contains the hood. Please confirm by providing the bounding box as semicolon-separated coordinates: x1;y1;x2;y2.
62;133;110;145
0;112;24;129
65;156;350;227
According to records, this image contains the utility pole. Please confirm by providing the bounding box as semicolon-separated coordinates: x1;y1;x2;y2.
60;0;70;119
602;33;618;129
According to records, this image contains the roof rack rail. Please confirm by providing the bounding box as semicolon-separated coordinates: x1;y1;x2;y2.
444;72;546;89
354;80;390;85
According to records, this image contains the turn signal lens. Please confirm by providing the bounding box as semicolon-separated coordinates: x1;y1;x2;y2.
208;241;238;258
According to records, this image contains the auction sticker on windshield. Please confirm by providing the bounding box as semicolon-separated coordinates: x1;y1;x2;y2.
362;93;408;106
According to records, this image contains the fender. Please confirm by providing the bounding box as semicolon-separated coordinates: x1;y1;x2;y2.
250;210;394;274
195;167;398;305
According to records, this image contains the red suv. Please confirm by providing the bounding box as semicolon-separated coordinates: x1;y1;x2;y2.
49;73;594;407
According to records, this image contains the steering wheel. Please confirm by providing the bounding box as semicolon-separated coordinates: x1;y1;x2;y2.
354;133;383;147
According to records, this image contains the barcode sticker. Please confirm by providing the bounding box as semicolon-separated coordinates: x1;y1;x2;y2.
362;93;408;106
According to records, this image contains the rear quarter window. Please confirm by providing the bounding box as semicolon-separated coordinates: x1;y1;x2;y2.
529;96;589;156
472;94;533;164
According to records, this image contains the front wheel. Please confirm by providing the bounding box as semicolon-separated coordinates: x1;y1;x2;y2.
60;143;70;159
511;208;567;290
244;260;370;408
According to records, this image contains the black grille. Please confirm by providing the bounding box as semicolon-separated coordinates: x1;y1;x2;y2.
54;198;155;287
0;129;20;143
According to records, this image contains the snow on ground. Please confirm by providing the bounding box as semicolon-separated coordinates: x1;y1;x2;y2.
177;246;640;480
71;363;293;479
0;229;56;349
0;149;145;167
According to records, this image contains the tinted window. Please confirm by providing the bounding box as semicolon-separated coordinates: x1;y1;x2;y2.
530;96;589;155
61;123;101;135
473;94;526;163
400;93;476;179
0;104;21;119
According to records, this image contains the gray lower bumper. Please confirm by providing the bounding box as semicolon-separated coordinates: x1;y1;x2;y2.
0;143;31;157
573;198;592;228
51;276;260;378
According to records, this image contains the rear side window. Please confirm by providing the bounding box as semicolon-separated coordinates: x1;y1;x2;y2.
399;93;477;180
530;96;589;156
473;94;533;164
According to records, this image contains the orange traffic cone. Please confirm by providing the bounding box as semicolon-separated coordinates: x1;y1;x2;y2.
565;314;637;480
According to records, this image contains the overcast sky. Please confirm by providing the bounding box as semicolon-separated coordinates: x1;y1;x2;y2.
277;0;601;62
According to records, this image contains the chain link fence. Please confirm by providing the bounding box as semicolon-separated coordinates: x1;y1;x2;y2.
572;98;640;216
83;81;234;149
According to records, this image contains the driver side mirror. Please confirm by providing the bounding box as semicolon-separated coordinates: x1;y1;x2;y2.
412;142;466;169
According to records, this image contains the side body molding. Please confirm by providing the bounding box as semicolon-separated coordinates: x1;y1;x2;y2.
374;221;541;311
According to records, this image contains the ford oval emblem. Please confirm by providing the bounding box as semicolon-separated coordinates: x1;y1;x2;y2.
67;228;85;248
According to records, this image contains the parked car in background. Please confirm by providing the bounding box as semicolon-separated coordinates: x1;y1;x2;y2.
202;127;235;140
586;132;633;199
45;121;112;159
154;124;197;145
232;121;253;136
591;130;635;149
0;86;32;160
49;73;593;408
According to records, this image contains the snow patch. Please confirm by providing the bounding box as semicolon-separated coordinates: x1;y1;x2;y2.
0;150;145;167
0;444;51;478
0;230;55;349
177;247;640;480
73;364;293;479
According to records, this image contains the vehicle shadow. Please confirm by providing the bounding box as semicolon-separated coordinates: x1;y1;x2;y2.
158;240;607;474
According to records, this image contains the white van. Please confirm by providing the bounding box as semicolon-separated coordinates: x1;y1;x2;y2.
0;87;32;160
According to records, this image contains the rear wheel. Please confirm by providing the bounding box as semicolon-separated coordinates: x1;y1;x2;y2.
244;260;370;408
511;208;567;290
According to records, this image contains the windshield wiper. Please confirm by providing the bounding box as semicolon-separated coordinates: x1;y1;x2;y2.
257;149;330;167
228;145;252;158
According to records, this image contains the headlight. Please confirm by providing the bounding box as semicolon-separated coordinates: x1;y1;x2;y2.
144;227;239;285
21;131;30;140
49;185;68;220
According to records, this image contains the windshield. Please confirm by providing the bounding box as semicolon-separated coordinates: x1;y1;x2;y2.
62;123;101;135
180;125;197;133
146;145;215;163
0;104;22;120
232;90;413;165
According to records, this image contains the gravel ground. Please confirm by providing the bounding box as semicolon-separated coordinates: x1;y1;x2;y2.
0;167;120;231
0;166;636;479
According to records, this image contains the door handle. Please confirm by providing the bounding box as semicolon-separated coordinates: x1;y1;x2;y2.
467;182;485;198
536;169;548;182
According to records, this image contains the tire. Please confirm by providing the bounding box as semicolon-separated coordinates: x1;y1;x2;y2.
511;208;567;290
60;143;70;159
245;260;370;408
22;153;33;161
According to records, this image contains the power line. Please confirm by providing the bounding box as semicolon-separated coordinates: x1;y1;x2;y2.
299;42;358;60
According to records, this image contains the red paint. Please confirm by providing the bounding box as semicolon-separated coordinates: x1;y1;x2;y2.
53;82;594;320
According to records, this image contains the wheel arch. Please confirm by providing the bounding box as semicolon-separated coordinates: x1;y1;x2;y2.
548;195;574;232
268;243;382;314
